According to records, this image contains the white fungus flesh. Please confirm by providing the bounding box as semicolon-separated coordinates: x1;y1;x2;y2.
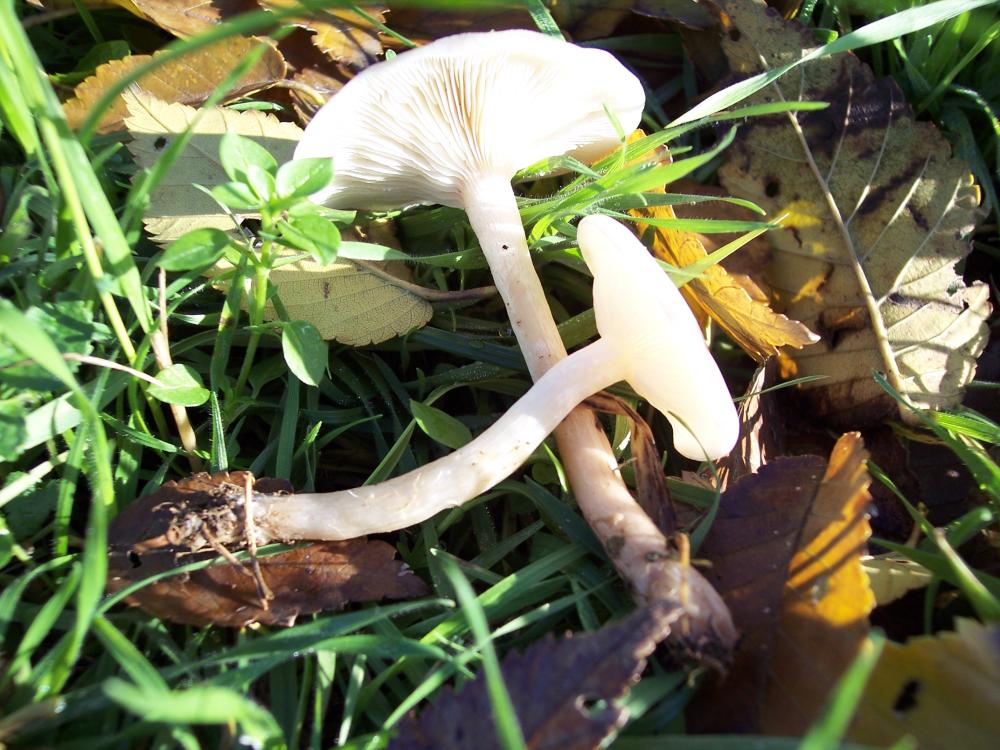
577;214;739;461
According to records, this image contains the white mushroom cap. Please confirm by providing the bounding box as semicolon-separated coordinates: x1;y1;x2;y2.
293;30;645;209
577;215;739;461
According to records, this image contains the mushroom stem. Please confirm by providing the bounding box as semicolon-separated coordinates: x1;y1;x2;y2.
252;337;623;542
462;175;567;377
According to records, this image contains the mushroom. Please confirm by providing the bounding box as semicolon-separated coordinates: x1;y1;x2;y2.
293;28;645;376
252;215;738;542
293;33;736;646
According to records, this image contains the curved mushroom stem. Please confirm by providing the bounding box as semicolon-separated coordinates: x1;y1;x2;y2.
252;338;622;541
461;176;737;652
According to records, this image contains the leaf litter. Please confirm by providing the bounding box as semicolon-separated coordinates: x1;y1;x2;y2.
689;432;874;734
391;603;683;750
106;471;428;627
715;0;991;425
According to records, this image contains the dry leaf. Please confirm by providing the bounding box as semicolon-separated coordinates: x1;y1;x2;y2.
123;91;302;243
689;432;874;734
716;0;991;424
391;603;682;750
125;0;254;37
212;255;434;346
716;358;783;488
863;554;933;606
262;1;384;67
65;36;286;133
30;0;257;37
848;619;1000;749
107;471;428;627
634;198;818;363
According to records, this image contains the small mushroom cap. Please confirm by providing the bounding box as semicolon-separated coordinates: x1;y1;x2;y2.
293;30;645;209
577;215;739;461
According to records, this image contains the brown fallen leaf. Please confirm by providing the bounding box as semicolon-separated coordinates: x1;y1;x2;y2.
689;432;874;734
390;603;682;750
107;471;428;627
848;619;1000;750
262;1;384;68
64;36;287;133
715;0;991;425
28;0;257;38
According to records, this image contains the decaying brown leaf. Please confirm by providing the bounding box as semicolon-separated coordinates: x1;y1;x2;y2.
848;619;1000;749
391;603;682;750
716;0;991;425
64;36;286;133
124;90;301;243
107;471;428;627
689;432;874;734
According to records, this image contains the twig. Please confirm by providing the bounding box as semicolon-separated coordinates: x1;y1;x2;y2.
151;268;202;470
242;473;273;609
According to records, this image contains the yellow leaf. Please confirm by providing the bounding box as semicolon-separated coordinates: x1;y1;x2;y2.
123;91;301;243
863;554;933;606
848;619;1000;750
64;36;286;133
633;201;818;362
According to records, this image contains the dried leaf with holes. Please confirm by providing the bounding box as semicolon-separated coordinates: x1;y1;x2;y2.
716;0;990;425
391;603;681;750
107;471;428;627
124;91;301;243
64;36;286;133
689;432;874;734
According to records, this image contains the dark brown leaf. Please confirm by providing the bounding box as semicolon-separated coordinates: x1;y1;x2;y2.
390;603;682;750
689;433;874;734
107;471;428;627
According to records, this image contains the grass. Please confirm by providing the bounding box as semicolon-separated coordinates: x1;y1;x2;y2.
1;0;999;748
